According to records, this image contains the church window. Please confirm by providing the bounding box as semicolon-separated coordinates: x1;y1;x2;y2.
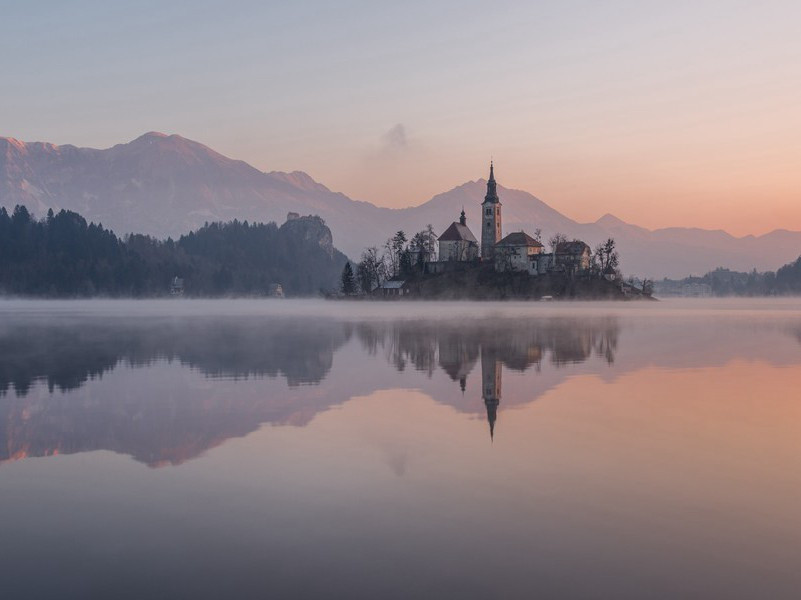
485;208;491;216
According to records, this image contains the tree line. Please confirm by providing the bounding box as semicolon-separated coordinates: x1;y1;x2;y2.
657;258;801;296
0;205;347;296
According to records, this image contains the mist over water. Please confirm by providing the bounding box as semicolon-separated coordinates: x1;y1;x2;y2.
1;299;800;599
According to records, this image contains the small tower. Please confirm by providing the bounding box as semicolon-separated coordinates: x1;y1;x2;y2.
459;207;467;226
481;161;502;260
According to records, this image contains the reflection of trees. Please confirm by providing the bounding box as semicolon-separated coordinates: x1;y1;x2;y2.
354;317;619;443
0;318;351;397
354;317;619;379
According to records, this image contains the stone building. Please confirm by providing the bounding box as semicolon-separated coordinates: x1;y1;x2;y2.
438;209;479;262
555;241;592;273
481;162;502;260
494;231;544;273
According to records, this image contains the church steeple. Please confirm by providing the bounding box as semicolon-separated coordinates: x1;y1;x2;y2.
484;161;499;204
481;347;502;443
481;161;502;259
459;207;466;226
485;397;498;441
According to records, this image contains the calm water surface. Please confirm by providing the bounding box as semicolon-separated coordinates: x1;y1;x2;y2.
1;299;800;599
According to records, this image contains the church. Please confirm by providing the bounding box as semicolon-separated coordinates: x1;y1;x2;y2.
434;162;546;271
423;162;591;279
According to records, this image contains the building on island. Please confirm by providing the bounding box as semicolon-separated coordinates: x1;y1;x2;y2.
555;241;592;273
494;231;544;273
438;209;479;262
170;276;184;296
376;280;411;297
481;161;502;260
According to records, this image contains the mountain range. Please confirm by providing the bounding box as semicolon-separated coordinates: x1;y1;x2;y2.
2;131;800;278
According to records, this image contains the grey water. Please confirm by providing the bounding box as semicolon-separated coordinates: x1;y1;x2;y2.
1;298;800;599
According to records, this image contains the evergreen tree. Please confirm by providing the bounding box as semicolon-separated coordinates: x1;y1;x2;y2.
340;262;356;295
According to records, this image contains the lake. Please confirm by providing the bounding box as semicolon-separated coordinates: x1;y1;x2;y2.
1;298;800;599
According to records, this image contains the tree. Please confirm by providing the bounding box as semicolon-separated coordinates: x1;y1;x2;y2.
340;262;356;295
399;249;413;277
384;231;407;278
356;262;371;294
549;233;567;255
593;238;619;279
358;246;384;292
410;225;438;267
533;228;542;244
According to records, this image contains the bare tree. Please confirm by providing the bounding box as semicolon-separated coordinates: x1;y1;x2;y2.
593;238;619;279
358;246;385;292
384;231;407;278
549;233;567;255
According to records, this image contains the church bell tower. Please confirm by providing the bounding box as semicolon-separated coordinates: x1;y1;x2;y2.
481;161;502;260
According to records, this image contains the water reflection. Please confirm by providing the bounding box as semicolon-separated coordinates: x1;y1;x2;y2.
1;309;800;468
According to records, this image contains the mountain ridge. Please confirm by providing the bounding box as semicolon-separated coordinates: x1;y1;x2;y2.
2;132;800;278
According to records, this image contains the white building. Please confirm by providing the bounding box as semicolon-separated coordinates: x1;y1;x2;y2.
494;231;544;272
438;210;479;262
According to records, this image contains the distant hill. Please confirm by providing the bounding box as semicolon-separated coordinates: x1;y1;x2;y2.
3;132;801;278
0;206;347;297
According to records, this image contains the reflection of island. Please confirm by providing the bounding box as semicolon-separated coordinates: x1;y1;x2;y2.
0;315;623;466
355;318;620;441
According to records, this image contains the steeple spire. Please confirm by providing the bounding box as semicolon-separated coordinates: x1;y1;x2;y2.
485;398;498;442
459;206;466;226
484;161;499;203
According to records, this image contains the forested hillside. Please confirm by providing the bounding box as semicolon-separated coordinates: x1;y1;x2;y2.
655;257;801;296
0;206;347;296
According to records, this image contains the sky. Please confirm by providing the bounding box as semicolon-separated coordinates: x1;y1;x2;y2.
2;0;801;236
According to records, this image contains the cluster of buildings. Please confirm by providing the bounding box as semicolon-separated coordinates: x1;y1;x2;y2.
412;162;591;277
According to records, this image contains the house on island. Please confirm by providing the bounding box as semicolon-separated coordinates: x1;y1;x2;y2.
494;231;544;273
555;241;592;273
376;280;411;297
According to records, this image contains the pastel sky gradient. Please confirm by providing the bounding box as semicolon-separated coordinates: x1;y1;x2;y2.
2;1;800;235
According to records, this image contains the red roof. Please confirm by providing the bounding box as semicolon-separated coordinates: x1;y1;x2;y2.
496;231;543;247
438;222;478;243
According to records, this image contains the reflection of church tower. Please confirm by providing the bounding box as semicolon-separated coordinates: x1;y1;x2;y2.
481;161;502;260
481;348;502;441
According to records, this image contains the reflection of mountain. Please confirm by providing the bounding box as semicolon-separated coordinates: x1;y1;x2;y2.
0;317;352;467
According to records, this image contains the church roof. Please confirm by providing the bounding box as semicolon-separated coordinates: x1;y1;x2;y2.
439;222;478;243
495;231;543;248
